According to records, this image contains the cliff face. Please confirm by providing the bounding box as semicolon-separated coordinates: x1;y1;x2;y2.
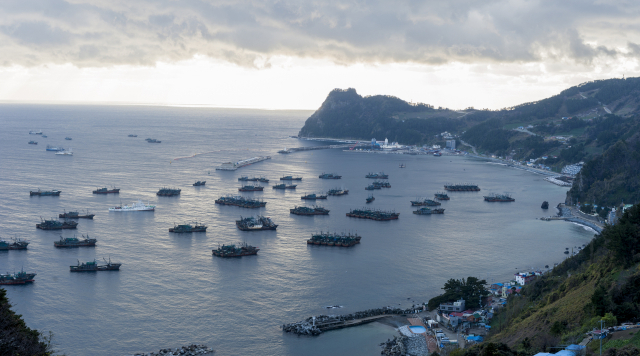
298;88;461;144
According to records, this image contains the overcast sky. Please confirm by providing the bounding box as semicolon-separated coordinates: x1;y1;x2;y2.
1;0;638;110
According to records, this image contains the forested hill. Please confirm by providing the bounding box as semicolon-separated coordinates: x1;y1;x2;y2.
297;88;466;145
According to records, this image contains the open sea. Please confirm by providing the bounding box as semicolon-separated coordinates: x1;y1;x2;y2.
0;104;595;356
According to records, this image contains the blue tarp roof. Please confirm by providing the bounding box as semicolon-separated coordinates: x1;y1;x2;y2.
555;350;575;356
466;336;484;341
567;345;586;351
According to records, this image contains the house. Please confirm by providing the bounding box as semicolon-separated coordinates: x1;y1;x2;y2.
439;299;465;312
515;271;540;285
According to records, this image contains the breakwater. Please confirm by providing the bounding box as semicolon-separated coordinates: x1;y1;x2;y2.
282;307;415;336
125;344;214;356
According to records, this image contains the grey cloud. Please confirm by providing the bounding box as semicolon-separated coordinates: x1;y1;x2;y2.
0;0;637;67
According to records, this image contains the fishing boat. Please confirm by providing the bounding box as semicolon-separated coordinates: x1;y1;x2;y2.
109;200;155;212
55;148;73;156
366;195;375;203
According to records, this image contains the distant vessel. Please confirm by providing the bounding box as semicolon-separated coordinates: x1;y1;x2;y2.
290;206;330;215
433;152;442;157
238;185;264;192
541;201;549;209
372;181;391;188
93;187;120;194
413;207;445;215
212;243;259;257
65;137;72;140
366;195;375;203
365;172;388;179
55;148;73;156
238;176;269;183
128;134;138;137
236;216;278;231
109;200;155;212
193;181;206;186
277;148;291;154
399;163;405;168
281;175;302;181
301;193;327;200
70;257;121;272
59;210;95;219
307;232;361;247
484;193;515;202
145;138;161;143
42;135;47;138
36;218;78;230
29;130;43;135
54;235;97;248
30;189;61;196
216;156;271;171
28;141;38;145
327;188;349;196
0;238;29;251
365;184;376;190
272;183;296;189
410;198;441;206
319;173;342;179
169;222;207;233
444;184;480;192
215;196;266;208
434;192;450;200
157;187;181;196
46;145;64;152
346;208;399;221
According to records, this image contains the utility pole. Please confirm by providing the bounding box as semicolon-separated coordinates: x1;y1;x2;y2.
600;319;605;356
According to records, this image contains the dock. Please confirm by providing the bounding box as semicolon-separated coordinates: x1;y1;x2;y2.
315;315;390;332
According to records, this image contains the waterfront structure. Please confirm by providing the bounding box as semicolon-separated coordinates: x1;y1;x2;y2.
216;156;271;171
439;299;465;313
514;271;541;285
109;200;155;212
30;189;61;196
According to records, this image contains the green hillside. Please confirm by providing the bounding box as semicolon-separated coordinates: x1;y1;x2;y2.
486;204;640;353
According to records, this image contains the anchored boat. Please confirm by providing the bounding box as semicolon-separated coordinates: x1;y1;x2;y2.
365;172;389;179
157;187;181;196
169;222;207;233
36;218;78;230
193;181;206;186
318;173;342;179
434;192;450;200
290;206;330;215
109;200;155;212
483;193;515;202
215;196;266;208
70;257;121;272
239;185;264;192
212;243;259;257
59;210;95;219
273;183;296;189
30;189;61;196
54;235;97;248
413;207;445;215
307;232;361;247
301;193;327;200
327;188;349;196
236;216;278;231
93;187;120;194
444;184;480;191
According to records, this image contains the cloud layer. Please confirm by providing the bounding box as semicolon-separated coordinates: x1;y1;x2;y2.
1;0;639;68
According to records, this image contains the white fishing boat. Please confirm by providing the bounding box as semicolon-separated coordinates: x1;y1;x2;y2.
55;148;73;156
109;200;155;212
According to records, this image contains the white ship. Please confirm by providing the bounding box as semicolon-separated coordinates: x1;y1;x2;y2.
215;156;271;171
29;130;43;135
109;200;155;212
55;148;73;156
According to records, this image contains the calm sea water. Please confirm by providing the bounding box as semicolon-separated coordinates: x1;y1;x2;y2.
0;104;594;356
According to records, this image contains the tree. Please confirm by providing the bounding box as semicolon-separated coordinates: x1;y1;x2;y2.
428;277;490;310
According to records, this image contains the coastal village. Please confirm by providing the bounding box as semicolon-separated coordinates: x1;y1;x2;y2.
284;266;640;356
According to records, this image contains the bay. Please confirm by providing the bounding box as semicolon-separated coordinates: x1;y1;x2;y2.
0;104;594;355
